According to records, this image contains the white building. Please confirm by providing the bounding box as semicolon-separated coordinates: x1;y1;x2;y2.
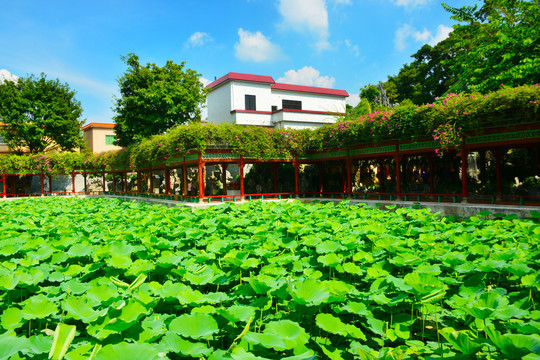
206;72;349;129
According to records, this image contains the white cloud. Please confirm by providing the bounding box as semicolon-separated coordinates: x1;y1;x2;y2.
346;93;360;107
413;28;431;42
0;69;19;83
199;77;210;87
234;28;284;62
429;24;453;45
345;39;360;56
394;23;453;51
186;32;213;47
394;24;412;51
277;66;335;88
393;0;430;8
277;0;330;51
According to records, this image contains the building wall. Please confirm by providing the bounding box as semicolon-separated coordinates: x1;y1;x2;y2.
230;81;273;112
207;84;233;124
207;76;347;129
271;90;346;114
272;111;338;129
83;127;122;153
234;112;273;126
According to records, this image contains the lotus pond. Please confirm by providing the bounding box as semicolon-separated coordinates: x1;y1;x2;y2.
0;197;539;360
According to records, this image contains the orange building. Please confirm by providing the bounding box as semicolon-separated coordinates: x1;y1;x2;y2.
82;123;122;153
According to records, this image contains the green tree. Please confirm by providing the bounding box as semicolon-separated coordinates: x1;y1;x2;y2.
442;0;540;93
360;84;380;103
0;73;84;154
385;37;460;105
113;54;207;147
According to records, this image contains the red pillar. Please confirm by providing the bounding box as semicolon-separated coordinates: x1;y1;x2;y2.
112;171;116;193
83;174;87;193
395;155;402;196
198;156;205;200
461;149;468;200
182;163;187;196
1;174;6;198
239;161;245;197
48;175;52;194
222;163;228;196
102;173;106;193
72;172;76;194
137;172;142;194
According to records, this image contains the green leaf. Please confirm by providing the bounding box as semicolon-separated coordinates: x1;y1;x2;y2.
169;312;219;340
159;331;212;357
118;299;150;323
440;327;483;355
317;253;342;267
218;305;256;323
0;332;30;360
244;320;309;351
1;307;23;330
62;297;107;323
49;323;76;360
93;343;161;360
0;272;20;290
290;278;330;306
316;313;347;336
486;326;540;359
21;294;58;320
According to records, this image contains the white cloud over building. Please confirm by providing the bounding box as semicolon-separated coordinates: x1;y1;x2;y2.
234;29;284;62
394;23;453;51
277;0;330;51
186;32;213;47
277;66;335;88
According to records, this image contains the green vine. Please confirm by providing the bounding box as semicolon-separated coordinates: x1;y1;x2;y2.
0;84;538;174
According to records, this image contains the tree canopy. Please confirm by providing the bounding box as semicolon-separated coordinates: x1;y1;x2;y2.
442;0;540;93
383;0;539;105
385;36;460;105
113;54;207;147
0;73;84;153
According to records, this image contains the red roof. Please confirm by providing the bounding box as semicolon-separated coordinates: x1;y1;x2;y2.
206;72;275;89
272;83;349;97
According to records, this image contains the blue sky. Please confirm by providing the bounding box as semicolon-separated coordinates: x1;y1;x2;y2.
0;0;476;124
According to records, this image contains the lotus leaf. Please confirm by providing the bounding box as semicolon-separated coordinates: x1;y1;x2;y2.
169;312;219;340
93;342;161;360
160;331;212;356
21;294;58;320
0;332;29;360
1;307;22;331
316;313;348;336
290;278;330;306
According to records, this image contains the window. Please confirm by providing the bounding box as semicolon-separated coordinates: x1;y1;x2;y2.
282;100;302;110
0;134;6;145
105;135;115;145
271;105;278;112
245;95;256;111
